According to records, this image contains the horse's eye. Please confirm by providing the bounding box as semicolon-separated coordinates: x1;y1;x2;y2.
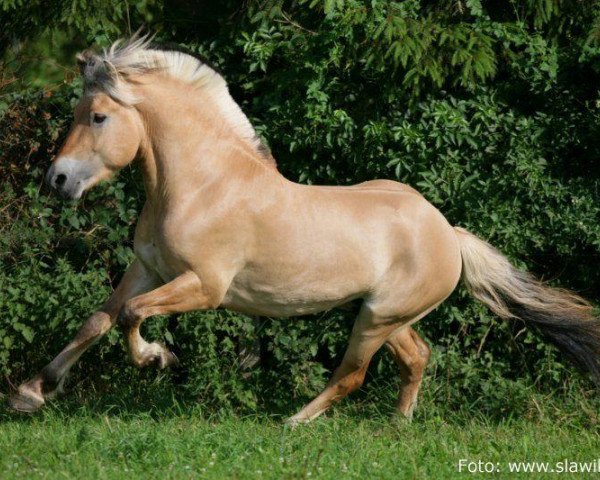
92;113;107;125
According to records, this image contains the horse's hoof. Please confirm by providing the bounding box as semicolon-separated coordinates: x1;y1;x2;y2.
284;416;311;428
8;387;45;413
134;342;179;369
158;349;179;369
396;399;417;423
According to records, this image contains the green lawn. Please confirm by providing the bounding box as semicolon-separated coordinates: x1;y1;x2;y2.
2;395;600;479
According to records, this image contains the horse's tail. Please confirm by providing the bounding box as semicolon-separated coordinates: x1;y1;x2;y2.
454;227;600;384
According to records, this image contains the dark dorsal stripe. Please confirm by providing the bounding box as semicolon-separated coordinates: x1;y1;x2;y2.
148;41;222;76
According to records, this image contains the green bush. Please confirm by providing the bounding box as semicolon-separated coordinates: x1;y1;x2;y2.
1;1;599;416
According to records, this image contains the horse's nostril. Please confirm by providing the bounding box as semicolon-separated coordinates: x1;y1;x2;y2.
55;174;67;187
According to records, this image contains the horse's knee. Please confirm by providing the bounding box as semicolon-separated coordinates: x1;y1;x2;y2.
130;355;145;368
75;311;112;340
118;301;140;329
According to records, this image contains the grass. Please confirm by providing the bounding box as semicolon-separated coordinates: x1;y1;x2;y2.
2;388;600;479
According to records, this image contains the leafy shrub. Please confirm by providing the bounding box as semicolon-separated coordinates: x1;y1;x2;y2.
1;1;599;416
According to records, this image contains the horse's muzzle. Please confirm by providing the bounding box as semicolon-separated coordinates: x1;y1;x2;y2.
45;160;86;200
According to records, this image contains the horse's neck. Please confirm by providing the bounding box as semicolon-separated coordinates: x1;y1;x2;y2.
136;81;280;210
138;125;278;212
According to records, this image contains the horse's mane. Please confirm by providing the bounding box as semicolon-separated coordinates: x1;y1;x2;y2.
77;35;276;169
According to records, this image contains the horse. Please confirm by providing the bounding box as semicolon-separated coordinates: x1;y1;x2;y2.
10;36;600;423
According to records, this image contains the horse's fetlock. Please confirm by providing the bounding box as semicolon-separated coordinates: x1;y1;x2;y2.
40;366;62;393
130;356;146;368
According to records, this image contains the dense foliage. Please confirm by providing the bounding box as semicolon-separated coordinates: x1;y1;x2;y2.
1;0;599;417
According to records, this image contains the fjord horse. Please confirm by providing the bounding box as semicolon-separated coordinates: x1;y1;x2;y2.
10;37;600;423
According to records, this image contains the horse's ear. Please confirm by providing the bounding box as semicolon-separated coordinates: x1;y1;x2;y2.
76;50;95;75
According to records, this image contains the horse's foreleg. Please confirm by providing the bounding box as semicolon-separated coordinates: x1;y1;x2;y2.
9;260;158;412
286;305;398;426
385;326;430;421
117;271;215;369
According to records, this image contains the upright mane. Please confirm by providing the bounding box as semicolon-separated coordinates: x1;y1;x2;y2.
77;35;276;169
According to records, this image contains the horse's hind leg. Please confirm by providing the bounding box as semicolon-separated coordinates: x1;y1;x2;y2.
286;304;398;426
385;326;430;421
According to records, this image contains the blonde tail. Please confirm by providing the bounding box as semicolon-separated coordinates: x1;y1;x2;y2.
455;227;600;384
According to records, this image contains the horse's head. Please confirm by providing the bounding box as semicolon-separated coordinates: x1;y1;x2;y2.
46;91;144;200
46;40;151;200
46;35;273;199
